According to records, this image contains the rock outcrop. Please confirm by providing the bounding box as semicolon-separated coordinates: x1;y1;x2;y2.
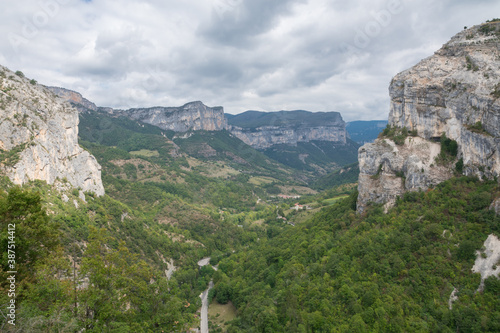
357;22;500;213
114;101;226;132
47;86;98;113
227;110;347;149
358;136;453;212
0;66;104;195
472;234;500;292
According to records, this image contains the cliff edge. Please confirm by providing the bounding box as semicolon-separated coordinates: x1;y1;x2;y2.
357;21;500;213
0;66;104;196
227;110;347;149
115;101;226;132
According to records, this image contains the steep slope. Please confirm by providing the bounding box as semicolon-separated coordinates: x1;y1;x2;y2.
357;21;500;213
47;86;98;113
216;177;500;332
227;110;347;149
226;110;357;174
114;101;226;132
0;66;104;195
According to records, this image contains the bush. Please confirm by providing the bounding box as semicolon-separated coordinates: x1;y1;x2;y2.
456;240;478;261
479;23;497;35
484;276;500;294
440;133;458;157
455;158;464;174
380;125;411;145
491;83;500;99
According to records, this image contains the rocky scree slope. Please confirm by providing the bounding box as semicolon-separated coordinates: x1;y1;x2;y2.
357;22;500;213
0;66;104;195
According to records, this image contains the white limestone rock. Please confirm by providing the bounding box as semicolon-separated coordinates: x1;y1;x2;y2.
357;22;500;213
0;65;104;196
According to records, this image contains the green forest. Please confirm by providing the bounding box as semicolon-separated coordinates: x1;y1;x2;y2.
215;177;500;332
0;109;499;332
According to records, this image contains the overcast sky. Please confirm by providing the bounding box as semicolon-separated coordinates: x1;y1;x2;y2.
0;0;498;121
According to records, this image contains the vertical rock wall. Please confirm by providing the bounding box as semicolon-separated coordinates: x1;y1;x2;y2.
0;65;104;196
357;22;500;213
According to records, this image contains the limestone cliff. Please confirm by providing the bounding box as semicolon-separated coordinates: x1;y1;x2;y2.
357;22;500;213
227;110;347;149
115;101;226;132
0;66;104;195
47;86;98;113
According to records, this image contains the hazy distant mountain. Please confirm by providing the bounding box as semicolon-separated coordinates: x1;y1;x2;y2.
226;110;344;129
346;120;388;144
226;110;358;174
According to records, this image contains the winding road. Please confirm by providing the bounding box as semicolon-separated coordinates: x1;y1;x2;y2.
199;280;214;333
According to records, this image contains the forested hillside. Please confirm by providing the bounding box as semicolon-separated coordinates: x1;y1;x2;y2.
1;20;500;333
214;177;500;332
0;107;345;331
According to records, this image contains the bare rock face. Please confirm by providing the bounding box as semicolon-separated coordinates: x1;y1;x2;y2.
46;86;98;113
0;65;104;196
357;137;453;213
117;101;226;132
357;22;500;213
226;110;347;149
229;124;346;149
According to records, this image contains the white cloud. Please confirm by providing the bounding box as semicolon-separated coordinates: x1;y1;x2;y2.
0;0;499;121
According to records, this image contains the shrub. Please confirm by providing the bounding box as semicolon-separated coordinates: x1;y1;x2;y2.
479;24;496;34
491;83;500;99
440;133;458;157
380;125;410;145
455;158;464;174
456;240;478;261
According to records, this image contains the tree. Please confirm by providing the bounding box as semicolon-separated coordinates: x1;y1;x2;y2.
0;187;60;282
79;226;188;331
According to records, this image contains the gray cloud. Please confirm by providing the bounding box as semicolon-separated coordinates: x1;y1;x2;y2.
0;0;499;121
200;0;306;47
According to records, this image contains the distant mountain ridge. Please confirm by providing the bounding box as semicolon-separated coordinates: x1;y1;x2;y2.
226;110;344;129
226;110;346;150
49;88;359;174
115;101;226;132
346;120;388;144
225;110;357;173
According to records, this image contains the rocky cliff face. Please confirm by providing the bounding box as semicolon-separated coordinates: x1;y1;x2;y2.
357;22;500;213
115;101;226;132
227;111;347;149
0;66;104;195
358;136;453;212
47;86;98;113
229;124;346;149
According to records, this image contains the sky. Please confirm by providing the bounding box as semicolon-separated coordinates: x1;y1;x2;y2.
0;0;498;121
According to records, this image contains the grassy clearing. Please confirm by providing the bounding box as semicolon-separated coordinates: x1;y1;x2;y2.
202;162;240;178
322;195;349;205
248;176;276;185
129;149;159;157
208;301;237;332
278;185;318;195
